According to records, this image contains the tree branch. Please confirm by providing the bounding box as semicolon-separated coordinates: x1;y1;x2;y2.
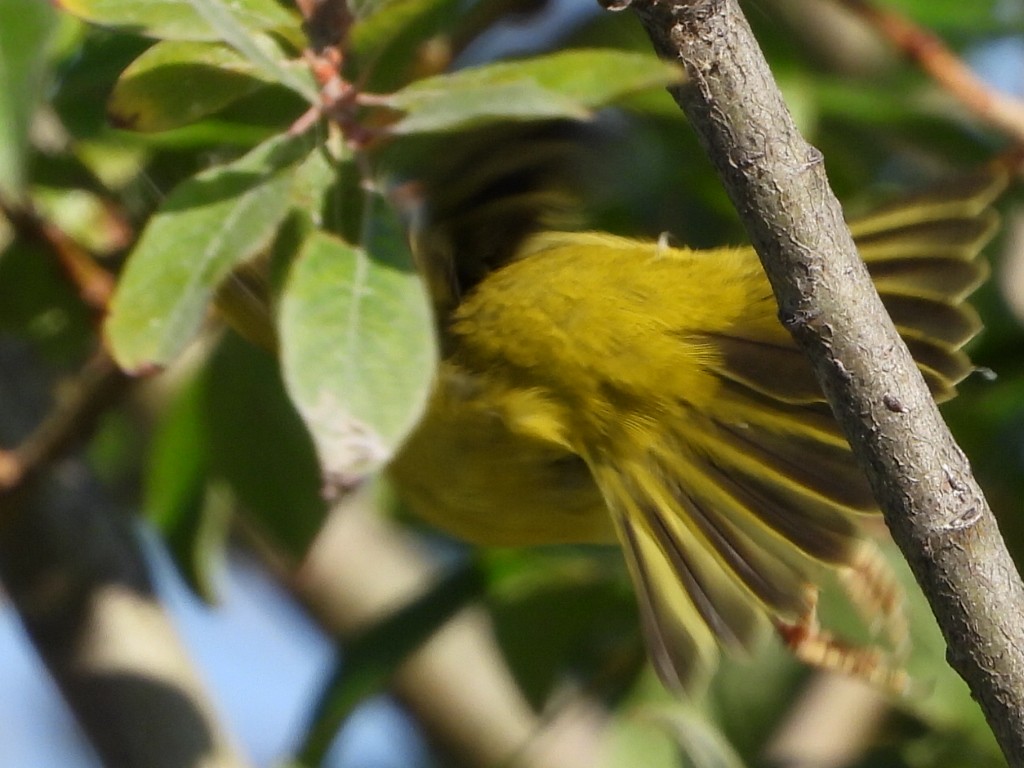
619;0;1024;761
265;488;608;768
836;0;1024;144
0;345;249;765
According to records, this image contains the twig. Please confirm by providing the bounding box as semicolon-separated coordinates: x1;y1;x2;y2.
619;0;1024;762
0;197;117;314
294;0;353;53
0;349;127;495
837;0;1024;144
289;0;387;149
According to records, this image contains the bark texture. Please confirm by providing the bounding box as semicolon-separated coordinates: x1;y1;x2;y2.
622;0;1024;762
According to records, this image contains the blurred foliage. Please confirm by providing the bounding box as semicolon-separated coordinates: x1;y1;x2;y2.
0;0;1022;766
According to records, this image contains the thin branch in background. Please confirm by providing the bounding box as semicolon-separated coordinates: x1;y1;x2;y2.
836;0;1024;144
619;0;1024;763
0;198;128;491
0;197;118;314
766;673;889;765
0;349;127;495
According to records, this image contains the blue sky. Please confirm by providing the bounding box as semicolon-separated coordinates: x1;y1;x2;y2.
0;528;430;767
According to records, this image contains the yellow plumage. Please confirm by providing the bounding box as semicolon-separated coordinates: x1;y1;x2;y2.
385;130;1005;691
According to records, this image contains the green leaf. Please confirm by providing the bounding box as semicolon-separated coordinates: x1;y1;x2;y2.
299;559;484;766
643;704;748;768
278;203;436;486
347;0;395;19
883;0;1020;35
31;186;130;255
288;143;346;227
144;374;227;601
111;83;310;151
605;698;690;768
384;49;685;134
349;0;455;50
50;30;153;140
0;0;59;202
388;80;589;134
705;642;803;762
58;0;298;42
184;0;317;102
108;39;278;132
145;373;206;537
606;676;747;768
205;335;327;558
877;541;1004;760
105;132;312;372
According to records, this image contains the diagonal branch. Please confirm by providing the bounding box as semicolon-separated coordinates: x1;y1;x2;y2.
836;0;1024;144
0;342;251;768
0;203;251;767
618;0;1024;762
250;487;609;768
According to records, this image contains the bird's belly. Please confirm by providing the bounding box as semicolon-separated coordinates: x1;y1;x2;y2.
387;375;615;546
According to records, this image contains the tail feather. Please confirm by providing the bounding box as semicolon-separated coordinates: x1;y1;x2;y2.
673;478;813;617
650;437;828;587
696;462;856;566
606;462;783;691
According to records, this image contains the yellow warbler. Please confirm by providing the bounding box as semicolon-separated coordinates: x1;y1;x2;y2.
384;127;1005;692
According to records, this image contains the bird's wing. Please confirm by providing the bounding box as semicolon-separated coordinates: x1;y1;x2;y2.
589;169;1005;691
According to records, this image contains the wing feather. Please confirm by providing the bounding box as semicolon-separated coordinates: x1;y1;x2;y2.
595;171;1003;689
847;171;1006;238
880;294;982;347
868;257;989;301
702;333;824;405
615;511;718;692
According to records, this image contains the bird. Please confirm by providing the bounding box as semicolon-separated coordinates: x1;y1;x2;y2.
382;123;1006;693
